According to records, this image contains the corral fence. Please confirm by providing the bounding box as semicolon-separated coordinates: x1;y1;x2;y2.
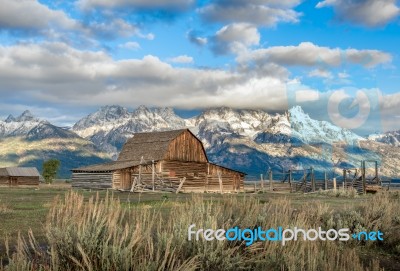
253;160;392;194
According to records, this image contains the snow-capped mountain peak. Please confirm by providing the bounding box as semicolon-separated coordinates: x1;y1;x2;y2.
72;105;186;157
0;110;82;141
287;106;363;144
5;114;15;123
0;111;42;137
15;110;37;122
369;130;400;147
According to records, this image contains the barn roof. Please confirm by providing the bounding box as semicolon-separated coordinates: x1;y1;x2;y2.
117;129;189;162
0;167;40;177
72;160;146;172
208;163;247;176
0;168;8;176
73;129;197;172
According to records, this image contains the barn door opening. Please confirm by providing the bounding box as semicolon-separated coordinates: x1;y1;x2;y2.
234;175;240;190
121;169;131;190
9;177;18;186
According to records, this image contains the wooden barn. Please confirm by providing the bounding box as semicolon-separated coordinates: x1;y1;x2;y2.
72;129;245;193
0;167;40;187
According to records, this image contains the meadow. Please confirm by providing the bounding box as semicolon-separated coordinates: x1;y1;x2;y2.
0;183;399;270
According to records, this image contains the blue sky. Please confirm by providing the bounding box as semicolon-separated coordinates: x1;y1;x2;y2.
0;0;399;135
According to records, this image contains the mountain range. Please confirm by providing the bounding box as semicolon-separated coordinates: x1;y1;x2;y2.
0;111;110;177
1;106;399;179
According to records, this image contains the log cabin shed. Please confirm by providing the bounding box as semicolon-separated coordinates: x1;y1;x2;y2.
72;129;245;192
0;167;40;187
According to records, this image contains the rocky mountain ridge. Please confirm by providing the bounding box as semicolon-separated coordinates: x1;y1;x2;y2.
2;106;399;179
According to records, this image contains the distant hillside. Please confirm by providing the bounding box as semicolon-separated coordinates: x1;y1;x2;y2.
0;137;111;178
0;111;112;178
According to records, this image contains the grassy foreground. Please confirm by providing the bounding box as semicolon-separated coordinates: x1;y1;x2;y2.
0;185;399;270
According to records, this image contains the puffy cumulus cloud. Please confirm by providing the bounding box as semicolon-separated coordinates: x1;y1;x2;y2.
119;41;141;50
78;0;194;12
338;71;350;79
198;0;302;27
308;68;333;79
168;76;288;110
0;0;79;33
138;32;155;40
238;42;392;69
0;0;144;43
167;55;194;64
0;42;290;110
187;30;208;46
211;23;260;55
86;18;138;39
379;92;400;131
316;0;400;27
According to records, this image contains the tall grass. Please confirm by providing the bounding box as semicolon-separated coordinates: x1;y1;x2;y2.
0;204;13;215
318;187;359;198
3;191;399;270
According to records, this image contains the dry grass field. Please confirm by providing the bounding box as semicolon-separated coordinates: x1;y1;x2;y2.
0;183;399;270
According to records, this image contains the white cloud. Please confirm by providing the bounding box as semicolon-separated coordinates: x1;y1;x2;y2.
211;23;260;55
379;92;400;131
316;0;400;27
0;41;397;133
187;30;208;46
238;42;392;69
87;18;137;39
0;42;289;110
308;68;333;79
0;0;79;33
138;32;155;40
78;0;194;11
199;0;302;27
338;71;350;79
295;90;320;102
119;41;141;50
0;0;147;44
167;55;194;64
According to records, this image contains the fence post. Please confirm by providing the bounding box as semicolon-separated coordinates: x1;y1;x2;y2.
333;178;337;191
269;170;273;191
260;174;264;191
362;160;366;194
343;169;346;190
152;160;155;191
324;171;328;190
311;167;315;192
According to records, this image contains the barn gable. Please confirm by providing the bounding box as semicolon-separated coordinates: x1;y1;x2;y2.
117;129;207;163
163;129;208;162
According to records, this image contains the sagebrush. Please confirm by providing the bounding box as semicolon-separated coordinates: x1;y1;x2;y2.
3;191;399;270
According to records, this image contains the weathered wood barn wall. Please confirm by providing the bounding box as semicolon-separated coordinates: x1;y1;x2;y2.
0;167;40;186
72;129;245;192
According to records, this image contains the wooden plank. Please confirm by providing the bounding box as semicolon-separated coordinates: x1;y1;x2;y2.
176;177;186;194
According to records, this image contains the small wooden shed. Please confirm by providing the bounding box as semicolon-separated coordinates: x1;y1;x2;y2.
0;167;40;186
72;129;245;192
